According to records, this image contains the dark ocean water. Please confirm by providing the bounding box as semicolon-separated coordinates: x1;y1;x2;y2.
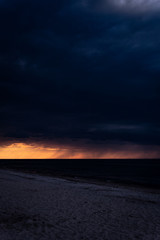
0;159;160;187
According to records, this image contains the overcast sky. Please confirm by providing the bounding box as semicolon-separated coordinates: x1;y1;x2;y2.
0;0;160;157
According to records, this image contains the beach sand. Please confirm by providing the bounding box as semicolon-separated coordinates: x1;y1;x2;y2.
0;169;160;240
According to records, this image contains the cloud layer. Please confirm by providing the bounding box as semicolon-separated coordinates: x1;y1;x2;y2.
108;0;160;13
82;0;160;14
0;0;160;156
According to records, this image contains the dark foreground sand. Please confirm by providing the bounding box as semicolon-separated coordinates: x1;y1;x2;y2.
0;170;160;240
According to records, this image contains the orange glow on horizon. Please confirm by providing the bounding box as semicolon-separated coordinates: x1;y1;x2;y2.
0;143;61;159
0;142;159;159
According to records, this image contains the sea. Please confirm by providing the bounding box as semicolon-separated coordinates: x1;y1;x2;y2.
0;159;160;188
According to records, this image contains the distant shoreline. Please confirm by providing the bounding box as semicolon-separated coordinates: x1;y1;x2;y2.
0;158;160;191
1;166;160;192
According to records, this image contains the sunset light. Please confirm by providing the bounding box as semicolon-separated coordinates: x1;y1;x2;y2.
0;143;159;159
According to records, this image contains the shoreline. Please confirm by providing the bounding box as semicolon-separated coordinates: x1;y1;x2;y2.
0;158;160;191
1;166;160;194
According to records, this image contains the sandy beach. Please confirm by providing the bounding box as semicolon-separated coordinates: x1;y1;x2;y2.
0;170;160;240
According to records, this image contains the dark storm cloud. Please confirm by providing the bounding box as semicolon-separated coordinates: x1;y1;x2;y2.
0;0;160;148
